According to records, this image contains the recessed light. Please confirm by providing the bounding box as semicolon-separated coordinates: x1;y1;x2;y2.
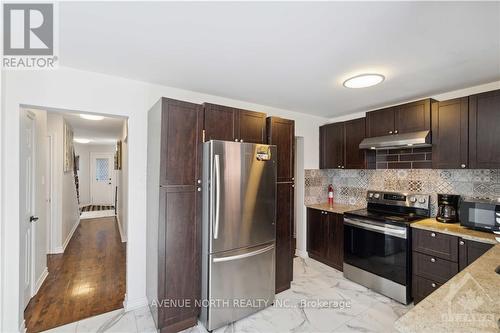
80;114;104;121
74;138;91;144
343;74;385;89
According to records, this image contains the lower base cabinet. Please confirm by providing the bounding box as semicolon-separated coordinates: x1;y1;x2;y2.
276;182;294;293
411;228;494;304
306;208;344;271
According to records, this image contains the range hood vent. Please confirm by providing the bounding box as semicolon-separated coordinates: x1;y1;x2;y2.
359;130;431;150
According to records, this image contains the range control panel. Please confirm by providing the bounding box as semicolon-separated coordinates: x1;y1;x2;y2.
366;190;430;210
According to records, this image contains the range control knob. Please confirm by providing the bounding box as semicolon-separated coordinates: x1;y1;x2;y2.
418;197;427;204
409;197;417;203
368;193;374;198
373;193;380;199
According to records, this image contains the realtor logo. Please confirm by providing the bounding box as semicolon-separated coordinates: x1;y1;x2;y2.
3;2;57;69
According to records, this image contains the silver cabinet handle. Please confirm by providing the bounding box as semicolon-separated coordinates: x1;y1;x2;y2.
431;232;436;237
431;283;436;288
240;139;243;142
459;240;465;246
460;164;466;168
394;130;398;134
234;139;238;142
197;187;201;192
389;131;393;134
213;154;221;239
197;179;201;184
431;258;436;263
213;244;274;263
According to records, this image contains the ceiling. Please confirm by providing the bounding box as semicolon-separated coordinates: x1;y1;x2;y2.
63;112;125;144
59;2;500;118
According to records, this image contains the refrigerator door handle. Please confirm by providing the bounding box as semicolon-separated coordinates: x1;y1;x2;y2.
213;244;274;263
213;154;220;239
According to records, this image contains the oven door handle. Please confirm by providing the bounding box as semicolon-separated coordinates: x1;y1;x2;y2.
344;217;407;239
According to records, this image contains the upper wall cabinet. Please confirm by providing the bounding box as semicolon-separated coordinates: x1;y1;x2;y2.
431;98;469;169
366;99;432;137
320;117;367;169
469;90;500;169
266;117;295;182
203;103;266;143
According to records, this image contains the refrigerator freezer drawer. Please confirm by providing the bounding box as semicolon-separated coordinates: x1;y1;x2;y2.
202;242;275;331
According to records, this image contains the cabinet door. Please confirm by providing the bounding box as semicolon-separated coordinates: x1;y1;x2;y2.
319;122;344;169
161;99;203;186
394;99;431;134
276;182;294;293
267;117;295;181
237;109;266;143
366;107;395;137
344;118;366;169
159;186;200;326
458;239;494;271
326;213;344;271
469;89;500;168
307;208;327;258
432;98;469;169
203;103;236;142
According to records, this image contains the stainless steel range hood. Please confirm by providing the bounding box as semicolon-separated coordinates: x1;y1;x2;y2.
359;130;431;150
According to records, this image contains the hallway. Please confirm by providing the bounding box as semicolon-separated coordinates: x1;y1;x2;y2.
24;217;126;333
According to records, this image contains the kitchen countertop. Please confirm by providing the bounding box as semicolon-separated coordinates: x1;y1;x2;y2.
305;202;364;214
395;243;500;333
411;218;497;244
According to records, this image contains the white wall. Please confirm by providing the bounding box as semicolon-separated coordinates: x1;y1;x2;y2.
117;121;129;242
0;66;328;332
46;114;80;253
74;142;117;206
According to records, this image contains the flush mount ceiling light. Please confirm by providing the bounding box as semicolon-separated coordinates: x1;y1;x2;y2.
74;138;91;144
343;74;385;89
80;114;104;121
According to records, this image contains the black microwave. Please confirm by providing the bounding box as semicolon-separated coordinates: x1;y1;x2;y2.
459;197;500;233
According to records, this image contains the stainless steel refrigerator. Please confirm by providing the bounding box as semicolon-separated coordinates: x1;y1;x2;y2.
200;140;277;331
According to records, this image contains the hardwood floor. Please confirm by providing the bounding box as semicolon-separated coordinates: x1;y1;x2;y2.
24;217;126;333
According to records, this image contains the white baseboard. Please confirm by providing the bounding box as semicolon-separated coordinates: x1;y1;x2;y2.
61;217;80;253
19;320;26;333
123;295;148;311
32;267;49;296
116;215;127;243
295;249;309;258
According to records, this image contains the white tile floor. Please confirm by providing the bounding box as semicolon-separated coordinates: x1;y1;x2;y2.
42;257;412;333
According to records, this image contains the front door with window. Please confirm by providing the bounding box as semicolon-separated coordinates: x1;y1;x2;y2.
90;153;115;205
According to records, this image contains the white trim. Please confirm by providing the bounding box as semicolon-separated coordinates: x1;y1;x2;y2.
51;217;80;254
295;249;309;259
32;267;48;297
116;215;127;243
123;295;148;312
19;320;26;333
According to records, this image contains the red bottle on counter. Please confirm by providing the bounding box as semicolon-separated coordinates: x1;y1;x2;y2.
328;184;334;206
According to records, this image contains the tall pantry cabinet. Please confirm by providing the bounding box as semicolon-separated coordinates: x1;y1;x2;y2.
146;98;203;333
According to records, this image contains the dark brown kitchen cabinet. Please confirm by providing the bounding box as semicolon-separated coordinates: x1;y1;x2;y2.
320;118;367;169
366;107;395;137
431;98;469;169
469;89;500;168
203;103;266;143
275;182;294;293
344;118;367;169
366;99;432;137
306;208;344;271
320;122;344;169
147;98;202;333
458;238;494;271
267;117;295;182
267;117;295;293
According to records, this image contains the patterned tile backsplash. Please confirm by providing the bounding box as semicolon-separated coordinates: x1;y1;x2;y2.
304;169;500;216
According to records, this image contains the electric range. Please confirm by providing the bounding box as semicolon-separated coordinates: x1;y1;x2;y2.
343;190;430;304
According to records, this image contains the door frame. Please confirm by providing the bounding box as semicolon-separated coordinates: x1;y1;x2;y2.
89;152;116;205
46;133;56;254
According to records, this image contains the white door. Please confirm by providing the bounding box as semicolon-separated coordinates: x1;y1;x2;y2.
20;110;36;308
90;153;115;205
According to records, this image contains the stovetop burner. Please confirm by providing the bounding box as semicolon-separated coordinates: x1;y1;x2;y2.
344;190;431;227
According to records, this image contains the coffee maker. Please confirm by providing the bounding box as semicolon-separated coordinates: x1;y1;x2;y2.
436;194;460;223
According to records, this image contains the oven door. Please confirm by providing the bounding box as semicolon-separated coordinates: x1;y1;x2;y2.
343;216;409;285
